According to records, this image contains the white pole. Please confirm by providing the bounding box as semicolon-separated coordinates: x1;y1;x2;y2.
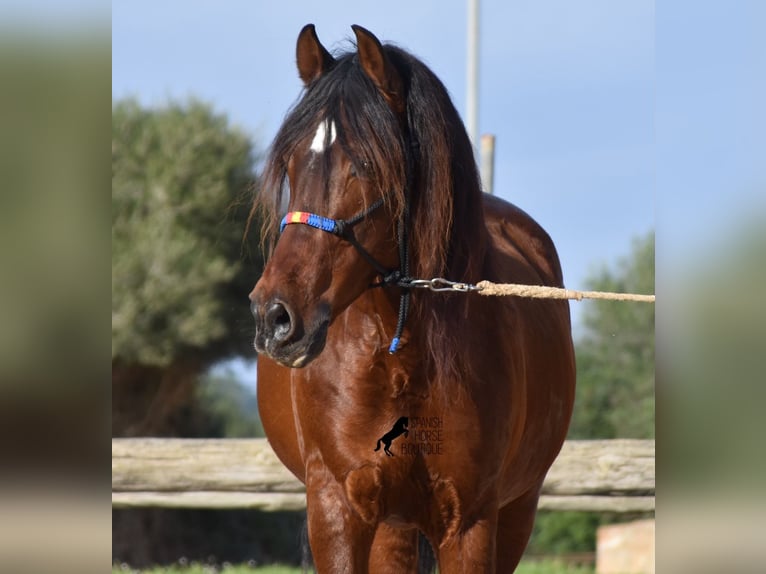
466;0;480;157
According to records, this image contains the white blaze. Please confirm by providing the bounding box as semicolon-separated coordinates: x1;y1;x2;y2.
310;120;336;153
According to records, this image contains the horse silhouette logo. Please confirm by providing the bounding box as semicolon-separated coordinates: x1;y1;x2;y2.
374;417;409;457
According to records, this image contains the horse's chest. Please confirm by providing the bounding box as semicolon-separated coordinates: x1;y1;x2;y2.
294;352;503;525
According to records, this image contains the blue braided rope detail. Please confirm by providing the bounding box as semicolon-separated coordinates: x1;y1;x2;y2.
279;212;339;234
388;337;401;354
308;213;338;233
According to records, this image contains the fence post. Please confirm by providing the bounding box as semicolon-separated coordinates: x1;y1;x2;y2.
480;133;495;194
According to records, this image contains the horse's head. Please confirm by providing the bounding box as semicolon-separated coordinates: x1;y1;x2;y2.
250;25;410;368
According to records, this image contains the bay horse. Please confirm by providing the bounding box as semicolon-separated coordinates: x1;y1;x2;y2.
250;24;575;573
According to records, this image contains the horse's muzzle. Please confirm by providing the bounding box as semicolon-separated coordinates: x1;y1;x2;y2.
251;297;329;368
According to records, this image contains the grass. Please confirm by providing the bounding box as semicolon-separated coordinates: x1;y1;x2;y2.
112;565;300;574
516;559;595;574
112;559;594;573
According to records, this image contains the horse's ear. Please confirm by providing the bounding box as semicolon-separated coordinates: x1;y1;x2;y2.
352;25;404;112
296;24;335;86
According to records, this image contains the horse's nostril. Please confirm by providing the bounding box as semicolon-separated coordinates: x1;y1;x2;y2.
265;301;294;343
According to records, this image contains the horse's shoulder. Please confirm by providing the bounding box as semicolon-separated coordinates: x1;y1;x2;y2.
481;193;564;287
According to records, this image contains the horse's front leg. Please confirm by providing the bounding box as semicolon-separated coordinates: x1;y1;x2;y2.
306;461;379;573
368;523;419;574
436;503;499;574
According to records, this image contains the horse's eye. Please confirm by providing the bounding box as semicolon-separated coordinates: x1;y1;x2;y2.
350;161;369;179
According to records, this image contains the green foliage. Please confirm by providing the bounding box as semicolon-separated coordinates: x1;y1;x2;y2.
112;99;261;367
112;565;301;574
666;216;766;487
533;232;655;557
197;367;264;438
527;511;600;555
111;560;593;574
516;559;594;574
569;231;655;440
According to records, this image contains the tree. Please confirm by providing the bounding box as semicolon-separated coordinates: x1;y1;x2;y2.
196;369;265;438
530;231;655;557
112;99;262;436
568;230;655;440
664;216;766;488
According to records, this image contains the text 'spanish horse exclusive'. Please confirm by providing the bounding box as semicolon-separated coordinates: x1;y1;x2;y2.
249;24;575;573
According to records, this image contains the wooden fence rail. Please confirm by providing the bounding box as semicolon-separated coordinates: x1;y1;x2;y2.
112;438;654;513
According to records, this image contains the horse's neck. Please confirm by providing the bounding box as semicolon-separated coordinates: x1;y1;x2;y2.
343;288;401;346
333;289;429;391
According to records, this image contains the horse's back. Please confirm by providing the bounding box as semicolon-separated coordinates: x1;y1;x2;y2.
482;193;565;289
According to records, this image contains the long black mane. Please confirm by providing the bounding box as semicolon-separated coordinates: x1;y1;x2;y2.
257;41;488;382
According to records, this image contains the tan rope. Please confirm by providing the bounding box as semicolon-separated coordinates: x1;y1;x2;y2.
475;281;655;303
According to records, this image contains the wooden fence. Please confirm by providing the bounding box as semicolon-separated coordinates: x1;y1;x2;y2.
112;438;654;513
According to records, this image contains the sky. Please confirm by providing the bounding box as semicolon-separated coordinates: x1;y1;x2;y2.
112;1;765;381
113;0;654;320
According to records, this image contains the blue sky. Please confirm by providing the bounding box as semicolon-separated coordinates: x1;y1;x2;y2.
112;1;764;380
656;1;766;267
113;0;655;318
